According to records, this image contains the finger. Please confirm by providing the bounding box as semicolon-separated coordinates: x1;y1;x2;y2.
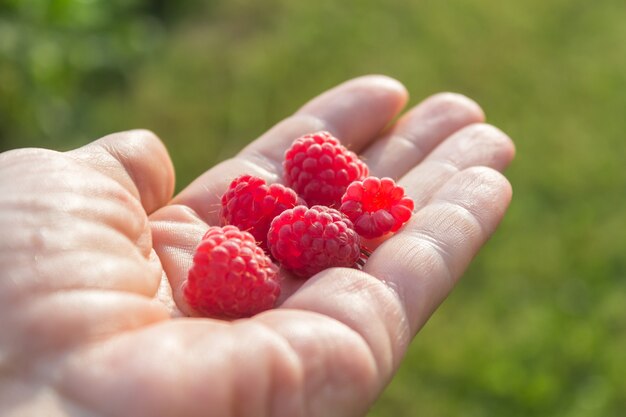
170;75;408;225
68;129;175;214
245;75;408;161
400;123;515;210
278;167;512;387
367;166;513;332
0;149;164;299
363;93;485;178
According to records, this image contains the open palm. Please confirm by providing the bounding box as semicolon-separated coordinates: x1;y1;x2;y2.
0;76;514;417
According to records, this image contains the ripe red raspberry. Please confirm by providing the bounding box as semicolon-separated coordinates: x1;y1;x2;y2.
267;205;361;278
283;131;369;207
340;176;414;239
184;225;280;319
221;175;302;251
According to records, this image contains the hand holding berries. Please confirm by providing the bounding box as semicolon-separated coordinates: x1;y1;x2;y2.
3;77;515;417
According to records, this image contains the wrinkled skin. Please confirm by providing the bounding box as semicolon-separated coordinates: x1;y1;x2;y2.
0;76;514;417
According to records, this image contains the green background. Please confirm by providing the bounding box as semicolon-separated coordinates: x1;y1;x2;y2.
2;0;625;415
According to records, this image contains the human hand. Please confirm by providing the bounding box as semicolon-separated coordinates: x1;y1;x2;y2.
0;76;514;417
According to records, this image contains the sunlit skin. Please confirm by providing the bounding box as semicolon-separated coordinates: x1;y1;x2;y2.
0;76;514;417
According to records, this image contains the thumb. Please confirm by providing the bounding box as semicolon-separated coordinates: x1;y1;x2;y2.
68;129;175;214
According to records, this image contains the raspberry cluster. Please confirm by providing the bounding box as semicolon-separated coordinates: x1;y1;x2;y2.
267;205;361;278
185;131;414;319
283;131;369;207
340;176;415;239
221;174;302;251
184;226;280;319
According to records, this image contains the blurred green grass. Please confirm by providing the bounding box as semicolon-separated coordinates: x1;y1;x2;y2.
2;0;626;415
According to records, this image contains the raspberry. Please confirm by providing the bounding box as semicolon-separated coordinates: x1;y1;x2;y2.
184;225;280;319
340;176;414;239
267;205;361;278
221;175;302;251
283;131;369;207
